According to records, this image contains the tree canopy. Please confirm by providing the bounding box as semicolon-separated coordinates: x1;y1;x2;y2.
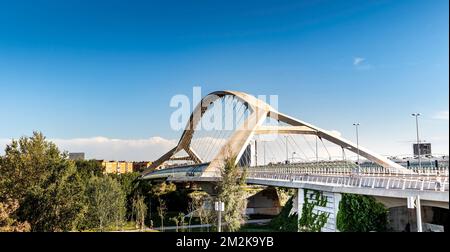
0;132;86;231
216;156;247;232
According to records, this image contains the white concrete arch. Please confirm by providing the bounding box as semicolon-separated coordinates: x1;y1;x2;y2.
143;90;410;176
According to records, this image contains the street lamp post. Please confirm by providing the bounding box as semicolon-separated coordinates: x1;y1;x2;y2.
263;141;266;165
215;201;224;232
254;139;258;166
412;113;421;169
291;152;296;163
285;136;289;164
353;123;360;173
315;135;318;163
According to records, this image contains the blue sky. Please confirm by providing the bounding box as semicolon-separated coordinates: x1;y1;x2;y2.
0;0;448;160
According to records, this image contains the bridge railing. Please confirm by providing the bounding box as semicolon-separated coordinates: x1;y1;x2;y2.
142;161;449;192
245;161;449;177
244;161;449;192
246;171;449;192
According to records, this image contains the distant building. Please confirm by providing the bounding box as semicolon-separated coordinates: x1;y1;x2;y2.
385;154;448;168
69;152;85;160
99;160;134;174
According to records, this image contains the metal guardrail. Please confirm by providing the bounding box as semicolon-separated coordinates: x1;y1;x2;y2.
142;160;449;192
246;161;449;177
246;172;449;192
245;161;449;192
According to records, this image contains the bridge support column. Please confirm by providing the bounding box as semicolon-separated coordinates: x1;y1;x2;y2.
246;187;282;216
292;189;342;232
333;193;342;232
296;189;305;232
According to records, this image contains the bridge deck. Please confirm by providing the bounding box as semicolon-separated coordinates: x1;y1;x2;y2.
141;161;449;202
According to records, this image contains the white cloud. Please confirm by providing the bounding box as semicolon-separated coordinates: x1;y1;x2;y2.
353;57;365;66
433;110;449;120
54;136;178;161
0;135;231;162
0;136;178;161
328;130;342;137
1;131;447;163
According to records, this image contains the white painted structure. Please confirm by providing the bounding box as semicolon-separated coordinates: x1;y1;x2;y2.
143;90;411;177
141;90;449;232
291;189;342;232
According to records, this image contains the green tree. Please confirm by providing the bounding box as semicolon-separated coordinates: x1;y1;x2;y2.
169;216;179;232
131;179;153;225
109;172;141;220
150;182;176;199
132;193;147;231
336;194;388;232
216;155;247;232
178;212;186;231
84;176;126;231
0;198;31;232
0;132;65;200
74;159;103;180
157;199;167;231
0;132;86;231
110;172;140;198
187;191;211;231
19;163;86;231
269;196;298;232
150;182;176;230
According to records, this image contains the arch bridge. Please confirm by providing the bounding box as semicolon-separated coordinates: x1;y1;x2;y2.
141;90;448;232
143;90;411;176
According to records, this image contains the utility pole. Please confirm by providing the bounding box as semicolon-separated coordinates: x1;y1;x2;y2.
215;201;224;232
264;141;266;165
412;113;422;169
218;205;222;232
353;123;360;173
285;136;288;164
254;140;258;166
315;135;318;162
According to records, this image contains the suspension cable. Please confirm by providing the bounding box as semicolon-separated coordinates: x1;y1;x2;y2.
288;134;309;161
319;137;331;160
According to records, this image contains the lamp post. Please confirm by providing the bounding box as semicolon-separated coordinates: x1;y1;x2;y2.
254;139;258;166
315;135;318;163
291;152;296;163
285;136;289;164
412;113;421;169
215;201;224;232
353;123;360;173
263;140;267;165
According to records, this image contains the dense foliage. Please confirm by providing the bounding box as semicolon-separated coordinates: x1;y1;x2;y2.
109;172;141;220
0;198;30;232
81;176;127;231
269;196;298;231
336;194;388;232
0;132;148;232
74;159;103;180
132;193;147;230
0;132;86;231
216;156;248;232
299;189;329;232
